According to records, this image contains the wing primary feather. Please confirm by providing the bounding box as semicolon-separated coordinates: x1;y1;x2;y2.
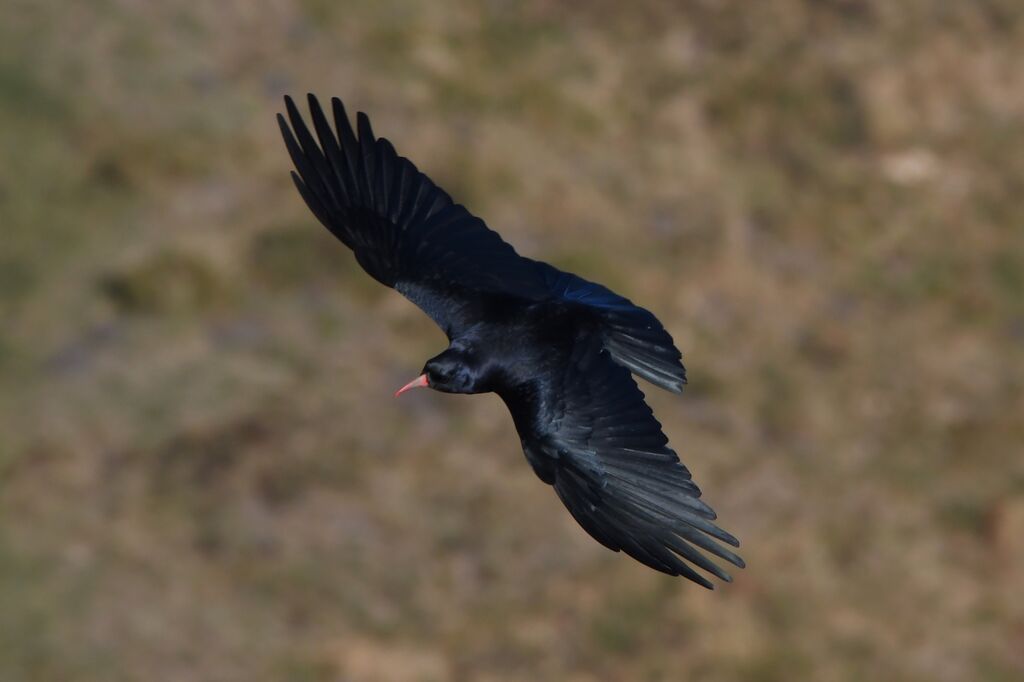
279;115;342;240
284;96;341;209
289;172;337;240
307;94;351;206
674;525;746;568
356;111;377;211
330;97;362;204
662;534;734;582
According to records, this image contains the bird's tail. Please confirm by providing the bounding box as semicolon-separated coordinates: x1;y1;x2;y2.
602;310;687;394
536;262;687;393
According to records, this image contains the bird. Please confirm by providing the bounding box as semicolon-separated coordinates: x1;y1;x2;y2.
277;94;744;588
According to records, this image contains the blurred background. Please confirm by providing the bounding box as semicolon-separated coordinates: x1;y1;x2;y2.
2;1;1023;680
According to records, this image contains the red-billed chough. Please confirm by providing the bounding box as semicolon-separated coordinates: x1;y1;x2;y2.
278;95;744;588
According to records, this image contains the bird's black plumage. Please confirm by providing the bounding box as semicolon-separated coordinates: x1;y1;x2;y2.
278;94;743;588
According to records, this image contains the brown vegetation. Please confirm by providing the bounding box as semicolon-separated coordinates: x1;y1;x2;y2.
2;2;1022;680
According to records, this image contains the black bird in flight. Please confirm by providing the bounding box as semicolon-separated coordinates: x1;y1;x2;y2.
278;94;744;588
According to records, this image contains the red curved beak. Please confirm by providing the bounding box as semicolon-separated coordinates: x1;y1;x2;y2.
394;373;429;397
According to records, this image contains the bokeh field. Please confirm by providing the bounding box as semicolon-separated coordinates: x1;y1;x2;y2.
2;2;1023;680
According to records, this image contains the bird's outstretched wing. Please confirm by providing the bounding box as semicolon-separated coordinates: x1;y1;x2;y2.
278;94;549;338
280;94;686;390
503;336;742;588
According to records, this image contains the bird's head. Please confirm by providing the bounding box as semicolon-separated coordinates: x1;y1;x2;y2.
395;346;485;396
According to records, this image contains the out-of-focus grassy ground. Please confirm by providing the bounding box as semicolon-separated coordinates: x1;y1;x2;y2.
2;1;1023;680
